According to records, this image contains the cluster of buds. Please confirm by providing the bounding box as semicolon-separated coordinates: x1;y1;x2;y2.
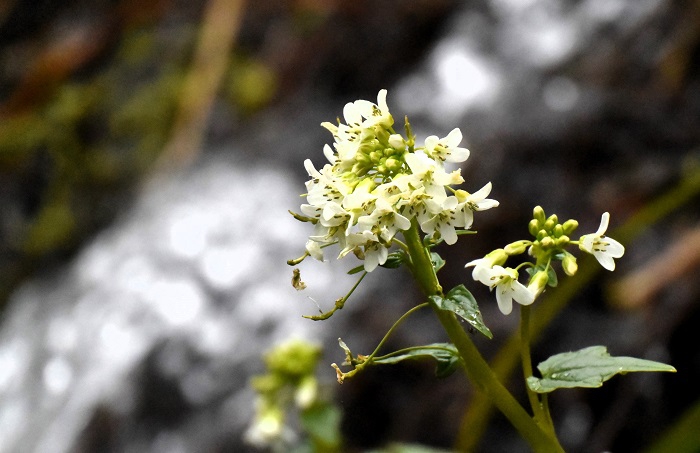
245;340;322;448
292;90;498;271
467;206;625;315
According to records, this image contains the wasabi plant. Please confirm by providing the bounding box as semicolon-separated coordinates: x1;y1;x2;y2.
280;90;675;451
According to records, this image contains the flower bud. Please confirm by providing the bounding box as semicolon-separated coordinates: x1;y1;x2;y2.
388;134;406;151
483;248;508;267
544;214;558;232
540;236;554;248
533;206;546;224
505;240;529;255
553;224;564;237
375;125;391;146
555;235;570;248
527;270;549;298
351;163;369;177
562;219;579;235
385;157;401;171
528;219;540;237
562;252;578;276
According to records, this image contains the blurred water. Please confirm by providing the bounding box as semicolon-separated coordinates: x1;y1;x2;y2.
0;158;357;452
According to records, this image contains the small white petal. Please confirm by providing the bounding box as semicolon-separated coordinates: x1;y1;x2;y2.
512;281;535;306
496;289;514;315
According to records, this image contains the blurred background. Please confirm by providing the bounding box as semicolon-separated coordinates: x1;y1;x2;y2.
0;0;699;451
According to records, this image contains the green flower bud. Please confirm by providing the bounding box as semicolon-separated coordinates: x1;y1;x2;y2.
385;157;401;171
562;219;579;235
264;340;321;378
553;224;564;237
505;240;530;255
533;206;546;224
544;214;558;232
369;151;382;163
536;229;548;241
355;152;370;164
555;235;570;247
562;251;578;276
484;248;508;267
540;236;554;248
375;125;391;146
359;142;375;155
527;270;549;298
352;163;369;177
528;219;540;237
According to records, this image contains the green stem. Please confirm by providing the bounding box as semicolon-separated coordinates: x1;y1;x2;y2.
365;303;429;362
520;305;554;434
402;221;563;453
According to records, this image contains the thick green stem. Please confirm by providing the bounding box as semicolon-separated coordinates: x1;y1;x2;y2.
402;221;563;453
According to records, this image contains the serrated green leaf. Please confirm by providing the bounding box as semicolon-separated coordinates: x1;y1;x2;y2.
430;252;445;273
372;343;461;378
429;285;492;339
527;345;677;393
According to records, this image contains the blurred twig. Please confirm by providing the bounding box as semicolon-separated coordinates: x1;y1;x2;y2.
455;164;700;452
610;225;700;310
157;0;246;171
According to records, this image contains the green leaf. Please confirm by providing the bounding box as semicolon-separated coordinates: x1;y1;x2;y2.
300;403;342;449
527;345;677;393
429;285;492;339
347;264;364;275
372;343;461;378
430;252;445;273
381;250;406;269
545;264;558;287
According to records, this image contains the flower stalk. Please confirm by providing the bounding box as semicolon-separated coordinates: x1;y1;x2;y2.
403;221;564;453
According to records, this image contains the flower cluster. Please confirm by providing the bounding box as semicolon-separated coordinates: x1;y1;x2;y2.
466;207;625;315
294;90;498;271
245;340;322;448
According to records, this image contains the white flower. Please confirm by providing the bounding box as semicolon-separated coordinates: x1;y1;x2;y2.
423;128;470;163
320;201;351;227
454;182;499;229
464;248;508;284
337;230;388;272
404;151;464;197
342;89;393;129
420;196;460;245
398;185;441;226
303;159;350;207
483;266;535;315
305;239;324;261
362;240;390;272
578;212;625;271
357;198;411;242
